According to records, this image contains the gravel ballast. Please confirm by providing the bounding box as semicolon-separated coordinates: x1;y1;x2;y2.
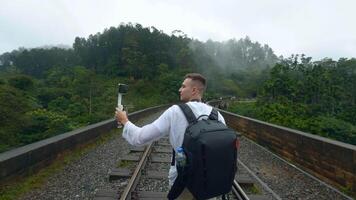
239;136;353;200
20;111;163;200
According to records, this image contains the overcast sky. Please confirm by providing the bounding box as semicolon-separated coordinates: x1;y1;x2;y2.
1;0;355;60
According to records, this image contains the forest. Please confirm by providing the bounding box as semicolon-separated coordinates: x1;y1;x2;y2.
0;23;354;153
229;55;356;144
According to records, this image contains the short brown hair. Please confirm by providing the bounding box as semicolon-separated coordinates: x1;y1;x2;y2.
184;73;207;91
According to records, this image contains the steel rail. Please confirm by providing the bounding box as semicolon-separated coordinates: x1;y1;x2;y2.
238;159;282;200
232;179;250;200
119;143;153;200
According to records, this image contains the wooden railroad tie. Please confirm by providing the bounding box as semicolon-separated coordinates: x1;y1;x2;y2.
120;155;141;162
144;170;167;179
129;146;145;153
150;155;171;163
248;194;270;200
93;189;120;200
109;168;132;181
156;142;171;147
236;174;255;187
137;191;168;199
153;147;172;153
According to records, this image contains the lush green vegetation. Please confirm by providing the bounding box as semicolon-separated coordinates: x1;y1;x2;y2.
229;55;356;145
0;23;277;153
0;23;354;151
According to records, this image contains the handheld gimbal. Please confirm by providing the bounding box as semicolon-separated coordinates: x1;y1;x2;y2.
117;83;128;111
117;83;128;128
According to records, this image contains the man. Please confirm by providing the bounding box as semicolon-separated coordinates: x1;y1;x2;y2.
115;73;226;199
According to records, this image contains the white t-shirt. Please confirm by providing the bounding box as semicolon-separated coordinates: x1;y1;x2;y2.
122;102;226;186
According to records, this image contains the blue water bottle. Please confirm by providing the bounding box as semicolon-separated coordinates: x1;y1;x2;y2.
176;147;186;168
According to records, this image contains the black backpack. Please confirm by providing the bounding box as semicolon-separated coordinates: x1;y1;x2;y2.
168;103;239;200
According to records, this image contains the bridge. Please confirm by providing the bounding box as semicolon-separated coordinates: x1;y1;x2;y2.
0;104;355;199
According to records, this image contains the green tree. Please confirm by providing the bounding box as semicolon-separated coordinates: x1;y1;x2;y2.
254;56;356;144
8;75;34;90
0;85;32;151
21;109;71;144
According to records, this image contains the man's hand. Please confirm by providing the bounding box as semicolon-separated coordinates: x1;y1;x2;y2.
115;108;128;125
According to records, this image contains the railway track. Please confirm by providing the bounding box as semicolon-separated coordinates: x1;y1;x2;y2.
14;107;353;200
94;136;278;200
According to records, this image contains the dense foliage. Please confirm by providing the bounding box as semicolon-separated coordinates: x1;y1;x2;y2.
0;23;277;152
229;55;356;145
1;23;354;151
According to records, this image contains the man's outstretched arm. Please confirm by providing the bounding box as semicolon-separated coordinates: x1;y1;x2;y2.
115;108;171;146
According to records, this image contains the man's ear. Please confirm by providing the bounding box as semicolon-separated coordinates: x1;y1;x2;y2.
193;87;201;95
192;87;199;95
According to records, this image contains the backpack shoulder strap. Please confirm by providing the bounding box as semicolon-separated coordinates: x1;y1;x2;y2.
171;149;175;166
178;103;196;124
209;108;219;120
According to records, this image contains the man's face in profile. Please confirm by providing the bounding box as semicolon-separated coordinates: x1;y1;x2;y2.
179;78;194;102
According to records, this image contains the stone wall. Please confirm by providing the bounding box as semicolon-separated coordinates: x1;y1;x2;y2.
219;109;356;194
0;105;170;182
